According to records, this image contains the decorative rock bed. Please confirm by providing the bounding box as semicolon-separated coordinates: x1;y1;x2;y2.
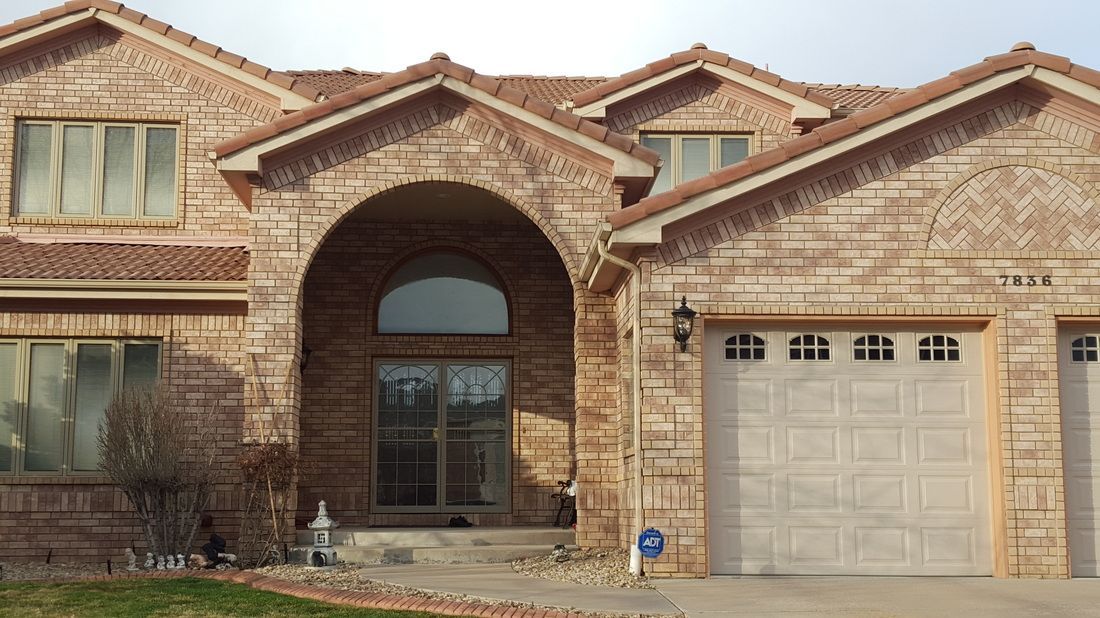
512;548;653;589
0;562;105;581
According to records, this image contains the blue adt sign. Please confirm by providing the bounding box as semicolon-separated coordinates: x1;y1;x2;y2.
637;527;664;559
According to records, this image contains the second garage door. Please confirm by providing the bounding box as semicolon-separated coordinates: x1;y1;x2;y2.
706;324;993;575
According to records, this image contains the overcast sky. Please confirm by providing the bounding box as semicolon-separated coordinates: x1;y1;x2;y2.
3;0;1098;87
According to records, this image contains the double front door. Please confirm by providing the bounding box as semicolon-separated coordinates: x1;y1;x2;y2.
373;361;509;513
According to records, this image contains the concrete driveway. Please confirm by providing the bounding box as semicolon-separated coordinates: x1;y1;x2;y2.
657;576;1100;617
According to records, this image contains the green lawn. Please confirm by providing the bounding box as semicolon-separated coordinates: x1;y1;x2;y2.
0;577;441;617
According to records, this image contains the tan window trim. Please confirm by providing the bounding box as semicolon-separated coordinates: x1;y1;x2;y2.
641;132;753;191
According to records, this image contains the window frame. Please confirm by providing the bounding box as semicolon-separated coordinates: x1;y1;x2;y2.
640;132;753;191
13;119;180;222
787;333;833;363
374;248;512;337
916;334;963;363
0;338;162;477
1070;335;1100;364
724;333;767;362
852;333;898;363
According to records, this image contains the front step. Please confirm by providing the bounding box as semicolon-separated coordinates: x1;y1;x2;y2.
292;526;576;565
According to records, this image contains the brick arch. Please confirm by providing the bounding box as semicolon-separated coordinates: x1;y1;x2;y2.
294;176;581;302
923;157;1100;251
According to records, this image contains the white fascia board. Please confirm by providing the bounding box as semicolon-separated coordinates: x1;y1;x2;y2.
216;77;444;173
612;66;1035;245
0;12;93;51
93;11;315;111
1032;67;1100;104
0;279;247;301
572;64;699;118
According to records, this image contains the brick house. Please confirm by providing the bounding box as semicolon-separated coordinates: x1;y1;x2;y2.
1;0;1098;579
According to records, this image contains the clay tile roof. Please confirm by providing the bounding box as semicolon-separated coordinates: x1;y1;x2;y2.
0;1;322;103
569;47;837;109
495;76;609;105
802;84;911;109
286;69;385;95
607;46;1082;230
0;241;248;281
216;58;661;167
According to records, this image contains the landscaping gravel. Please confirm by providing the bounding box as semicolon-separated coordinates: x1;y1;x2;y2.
0;561;107;582
512;548;653;589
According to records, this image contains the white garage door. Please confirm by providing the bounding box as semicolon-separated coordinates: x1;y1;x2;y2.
1058;327;1100;577
705;324;992;575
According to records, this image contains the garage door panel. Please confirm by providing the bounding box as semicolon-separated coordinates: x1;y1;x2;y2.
851;379;904;416
1059;327;1100;576
707;324;991;575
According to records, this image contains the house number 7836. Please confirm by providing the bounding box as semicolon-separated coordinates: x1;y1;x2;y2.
999;275;1051;286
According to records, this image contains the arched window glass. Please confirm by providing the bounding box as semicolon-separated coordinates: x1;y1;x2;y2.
378;251;508;334
725;334;766;360
1071;336;1100;363
789;334;830;361
917;335;961;362
853;335;895;361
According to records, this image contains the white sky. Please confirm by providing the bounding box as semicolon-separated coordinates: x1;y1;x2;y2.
3;0;1099;87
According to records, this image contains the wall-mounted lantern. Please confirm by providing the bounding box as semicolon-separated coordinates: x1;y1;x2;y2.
300;345;313;373
671;296;697;352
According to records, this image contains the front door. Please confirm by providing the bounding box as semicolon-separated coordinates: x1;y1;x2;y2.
373;361;509;513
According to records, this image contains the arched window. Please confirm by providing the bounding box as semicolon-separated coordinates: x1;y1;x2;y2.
789;334;830;361
1071;335;1100;363
725;334;766;360
853;334;895;361
917;335;961;362
377;251;509;334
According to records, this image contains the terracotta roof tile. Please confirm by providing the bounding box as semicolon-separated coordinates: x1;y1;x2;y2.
216;58;661;167
607;46;1088;230
569;47;837;109
0;242;247;281
801;84;910;109
1;1;322;104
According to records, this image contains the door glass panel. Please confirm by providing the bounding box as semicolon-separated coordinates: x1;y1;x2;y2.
0;343;17;472
445;364;507;507
681;137;711;182
376;364;439;508
72;344;112;472
25;343;65;472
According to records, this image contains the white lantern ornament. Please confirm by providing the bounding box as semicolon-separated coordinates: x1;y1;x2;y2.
306;500;339;569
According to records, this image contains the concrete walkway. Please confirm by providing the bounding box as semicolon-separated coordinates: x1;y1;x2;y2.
657;576;1100;617
359;563;681;615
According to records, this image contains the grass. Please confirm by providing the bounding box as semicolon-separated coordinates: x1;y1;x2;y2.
0;576;441;617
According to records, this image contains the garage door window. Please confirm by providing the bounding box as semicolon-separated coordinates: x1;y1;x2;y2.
853;334;895;361
725;334;766;360
917;335;961;362
788;334;830;361
1070;335;1100;363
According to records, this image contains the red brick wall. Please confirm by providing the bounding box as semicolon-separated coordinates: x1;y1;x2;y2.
297;214;575;526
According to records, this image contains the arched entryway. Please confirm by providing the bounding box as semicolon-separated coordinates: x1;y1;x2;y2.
295;181;576;527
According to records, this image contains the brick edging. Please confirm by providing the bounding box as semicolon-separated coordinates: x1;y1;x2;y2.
7;569;582;618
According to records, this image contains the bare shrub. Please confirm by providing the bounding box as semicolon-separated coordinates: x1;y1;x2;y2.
97;387;218;559
237;441;298;568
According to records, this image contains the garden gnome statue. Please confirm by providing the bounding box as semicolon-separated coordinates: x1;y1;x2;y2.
166;554;175;569
125;548;138;571
156;555;166;570
305;500;339;569
176;553;186;569
144;552;154;569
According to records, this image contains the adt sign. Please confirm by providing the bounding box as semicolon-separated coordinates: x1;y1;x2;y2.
637;527;665;559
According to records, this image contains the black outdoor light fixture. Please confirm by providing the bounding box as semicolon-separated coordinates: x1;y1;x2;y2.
300;344;313;372
671;296;697;352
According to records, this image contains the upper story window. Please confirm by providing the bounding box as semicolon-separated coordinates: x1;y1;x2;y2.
15;120;179;221
377;250;509;335
0;338;161;475
640;133;751;194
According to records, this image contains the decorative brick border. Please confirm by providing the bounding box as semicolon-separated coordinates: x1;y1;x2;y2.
11;570;583;618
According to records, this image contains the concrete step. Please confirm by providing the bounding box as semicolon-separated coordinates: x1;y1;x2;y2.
290;543;578;565
295;526;576;548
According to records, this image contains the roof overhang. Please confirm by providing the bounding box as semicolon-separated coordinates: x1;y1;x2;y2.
0;4;317;112
0;278;247;301
214;73;659;207
573;59;834;125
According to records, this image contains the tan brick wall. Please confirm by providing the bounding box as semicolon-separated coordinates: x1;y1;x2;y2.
243;101;628;548
639;95;1100;577
0;28;274;238
297;215;576;526
0;307;245;561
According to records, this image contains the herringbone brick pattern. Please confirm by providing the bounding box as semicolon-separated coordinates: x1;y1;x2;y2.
929;166;1100;251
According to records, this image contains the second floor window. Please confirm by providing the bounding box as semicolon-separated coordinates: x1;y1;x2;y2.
641;133;750;194
15;120;178;220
